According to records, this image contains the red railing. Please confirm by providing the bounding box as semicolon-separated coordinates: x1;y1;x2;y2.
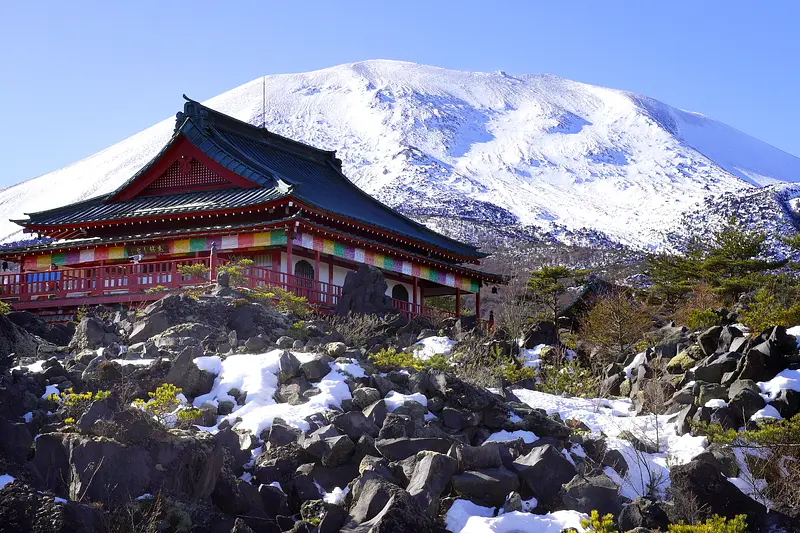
241;265;343;309
0;257;211;301
391;298;456;320
1;258;455;321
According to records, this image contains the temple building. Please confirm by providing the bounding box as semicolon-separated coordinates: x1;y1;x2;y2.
0;97;501;320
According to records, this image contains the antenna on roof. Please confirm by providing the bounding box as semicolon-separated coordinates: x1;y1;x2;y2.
261;76;266;129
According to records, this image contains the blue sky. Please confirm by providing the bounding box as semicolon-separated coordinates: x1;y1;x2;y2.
0;1;798;188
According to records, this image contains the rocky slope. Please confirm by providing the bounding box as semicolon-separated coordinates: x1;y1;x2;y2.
2;61;800;251
1;275;798;532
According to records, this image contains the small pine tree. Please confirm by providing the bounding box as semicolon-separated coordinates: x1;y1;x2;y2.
649;217;786;304
526;265;587;322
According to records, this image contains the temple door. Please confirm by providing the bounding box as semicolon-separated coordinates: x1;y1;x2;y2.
294;260;315;301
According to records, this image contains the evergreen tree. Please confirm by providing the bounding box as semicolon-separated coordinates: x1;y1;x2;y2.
649;217;786;304
526;265;587;322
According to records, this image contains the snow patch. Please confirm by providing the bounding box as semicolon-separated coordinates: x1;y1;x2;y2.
759;369;800;400
193;350;361;435
482;430;538;444
446;499;587;533
384;391;428;412
412;336;456;360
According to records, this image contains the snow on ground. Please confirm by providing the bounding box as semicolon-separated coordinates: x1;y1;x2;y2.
759;368;800;400
384;391;428;411
512;389;707;500
412;336;456;360
110;358;155;367
193;350;363;435
0;474;14;489
751;405;783;421
446;499;587;533
482;430;539;444
623;352;647;379
521;344;546;368
786;325;800;346
41;384;59;399
12;360;45;373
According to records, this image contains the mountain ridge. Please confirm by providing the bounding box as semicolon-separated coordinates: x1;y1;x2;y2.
2;60;799;248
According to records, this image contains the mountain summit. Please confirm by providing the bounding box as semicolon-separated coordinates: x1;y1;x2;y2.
3;60;799;246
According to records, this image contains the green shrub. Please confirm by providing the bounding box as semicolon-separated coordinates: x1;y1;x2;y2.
0;300;11;314
667;514;747;532
217;258;254;287
686;308;720;331
580;510;618;533
145;285;169;294
176;263;210;279
249;285;311;316
536;356;598;397
368;347;450;372
134;383;198;427
50;388;111;421
740;288;800;334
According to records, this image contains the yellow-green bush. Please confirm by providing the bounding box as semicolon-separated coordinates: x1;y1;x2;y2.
49;388;111;421
133;383;197;427
580;510;617;533
176;263;210;279
0;300;11;314
536;357;598;397
144;285;169;294
686;308;720;331
667;514;747;532
250;285;311;316
368;347;450;372
217;258;254;286
740;288;800;334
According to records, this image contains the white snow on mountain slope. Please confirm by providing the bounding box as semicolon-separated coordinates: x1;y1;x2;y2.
2;60;799;247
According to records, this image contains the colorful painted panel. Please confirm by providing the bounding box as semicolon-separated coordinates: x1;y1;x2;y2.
291;232;479;292
19;228;479;292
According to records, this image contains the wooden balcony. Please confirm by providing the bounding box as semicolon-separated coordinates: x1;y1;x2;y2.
0;257;456;321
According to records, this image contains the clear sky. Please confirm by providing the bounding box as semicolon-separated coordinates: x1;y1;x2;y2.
0;1;798;188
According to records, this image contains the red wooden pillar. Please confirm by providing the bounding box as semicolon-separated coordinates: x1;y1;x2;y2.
328;261;334;306
455;287;461;318
420;284;425;313
209;243;217;283
19;264;26;301
412;276;418;314
286;234;293;292
97;260;105;296
314;250;321;305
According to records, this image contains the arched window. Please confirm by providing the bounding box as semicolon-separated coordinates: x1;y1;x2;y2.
294;260;314;298
391;284;409;302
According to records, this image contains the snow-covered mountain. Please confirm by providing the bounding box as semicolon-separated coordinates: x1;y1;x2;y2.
3;60;800;248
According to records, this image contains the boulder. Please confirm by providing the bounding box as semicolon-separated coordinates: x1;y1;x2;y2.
694;352;739;383
335;265;393;316
562;473;623;517
276;350;302;384
127;311;169;344
669;459;791;530
375;438;451;461
69;316;108;351
522;321;558;349
618;498;670;531
698;326;723;357
513;444;576;505
340;471;433;532
769;389;800;419
300;355;333;381
0;481;107;533
450;467;520;507
165;346;216;397
333;410;379;440
406;451;458;517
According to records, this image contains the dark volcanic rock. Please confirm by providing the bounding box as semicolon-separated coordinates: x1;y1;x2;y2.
335;265;393;316
340;471;433;533
451;467;520;507
0;481;107;533
562;473;623;517
513;444;576;505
